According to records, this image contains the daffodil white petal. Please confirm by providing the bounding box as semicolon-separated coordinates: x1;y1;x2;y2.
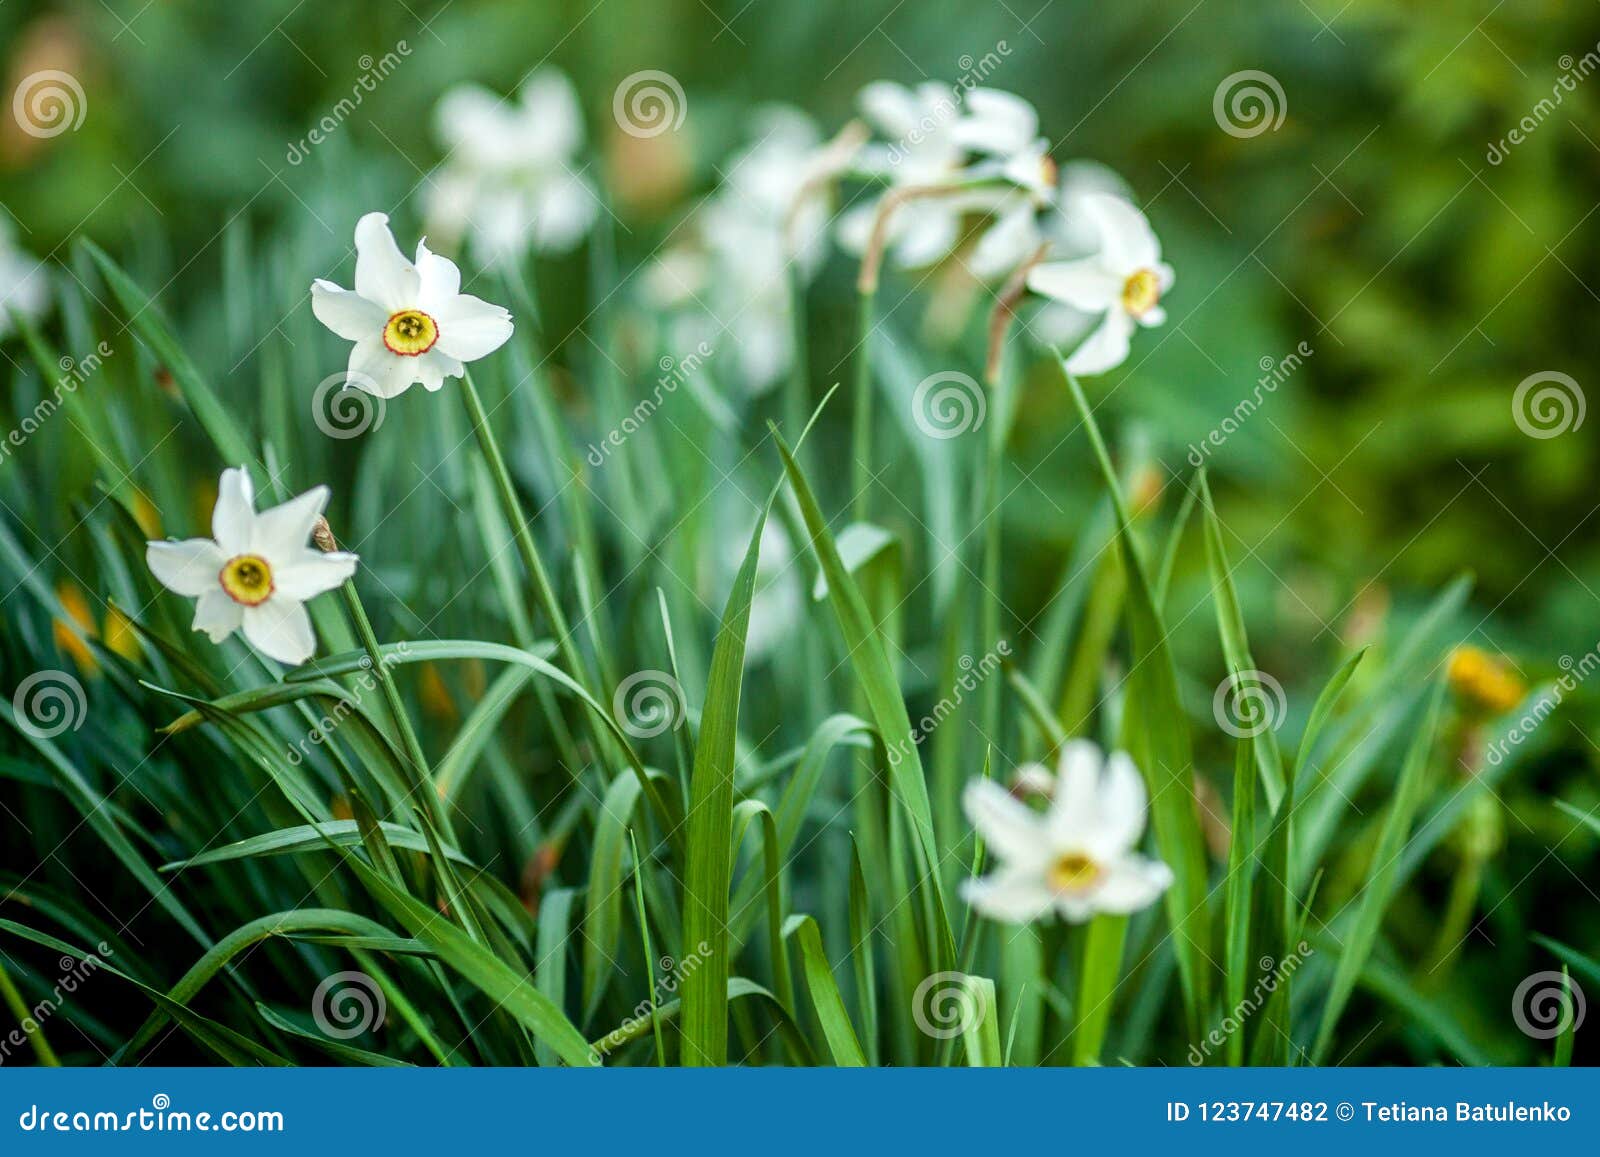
310;280;387;341
1049;739;1104;843
891;204;962;269
212;467;255;553
519;69;586;158
955;88;1039;156
1064;309;1136;377
1027;259;1121;312
251;486;330;561
967;199;1041;281
1138;306;1167;328
274;549;359;600
432;294;514;361
1091;857;1174;914
858;80;925;138
348;339;413;399
192;588;243;644
1081;193;1160;274
146;538;225;597
354;212;420;311
963;779;1051;868
1091;751;1148;856
243;598;316;666
961;868;1056;924
529;172;599;252
414;239;461;310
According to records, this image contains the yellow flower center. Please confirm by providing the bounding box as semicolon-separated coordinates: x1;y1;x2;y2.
1121;268;1162;317
1047;851;1101;894
382;308;439;357
219;554;274;606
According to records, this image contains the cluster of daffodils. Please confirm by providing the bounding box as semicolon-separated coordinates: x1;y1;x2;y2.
148;214;518;665
630;78;1172;383
962;740;1172;923
0;216;51;340
423;69;599;268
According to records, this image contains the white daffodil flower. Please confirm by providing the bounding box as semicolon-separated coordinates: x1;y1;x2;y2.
1026;192;1173;376
961;739;1173;924
311;212;514;399
146;468;358;666
0;216;50;340
424;69;599;266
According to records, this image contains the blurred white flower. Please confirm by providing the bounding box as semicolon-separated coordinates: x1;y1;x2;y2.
1026;193;1173;376
840;82;1050;273
962;739;1172;924
424;69;599;266
146;467;357;666
644;107;844;395
0;216;51;339
311;212;513;399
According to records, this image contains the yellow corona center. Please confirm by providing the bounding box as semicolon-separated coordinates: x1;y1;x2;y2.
1121;268;1162;317
1047;851;1101;894
383;309;439;357
219;554;274;606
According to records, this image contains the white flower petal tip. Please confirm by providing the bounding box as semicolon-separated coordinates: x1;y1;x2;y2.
960;739;1170;926
145;468;355;667
313;212;515;398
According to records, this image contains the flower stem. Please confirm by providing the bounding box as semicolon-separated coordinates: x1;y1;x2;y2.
338;580;449;838
852;288;875;523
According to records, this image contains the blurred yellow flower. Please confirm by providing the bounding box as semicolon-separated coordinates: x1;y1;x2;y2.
1447;645;1524;715
51;581;98;675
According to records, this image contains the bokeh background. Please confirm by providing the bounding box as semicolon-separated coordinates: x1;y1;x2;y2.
3;0;1598;1062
